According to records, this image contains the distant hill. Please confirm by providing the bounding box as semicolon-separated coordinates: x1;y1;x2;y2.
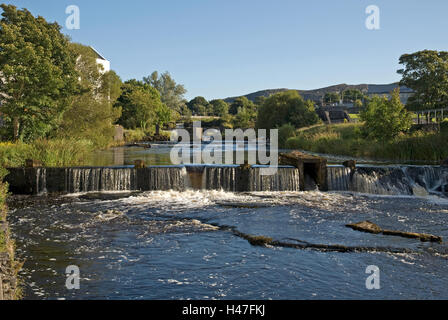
223;83;410;103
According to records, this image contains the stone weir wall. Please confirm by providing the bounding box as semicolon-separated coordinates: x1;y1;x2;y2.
5;165;304;195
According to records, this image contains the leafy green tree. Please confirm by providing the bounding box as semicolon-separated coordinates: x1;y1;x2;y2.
209;99;229;117
154;103;172;134
187;96;210;116
254;96;267;106
278;123;296;148
398;50;448;111
229;96;256;115
256;90;320;130
324;92;340;104
116;80;165;131
99;70;123;102
342;89;365;103
144;71;187;118
0;4;78;141
56;43;122;147
232;107;256;129
360;89;413;140
354;99;363;108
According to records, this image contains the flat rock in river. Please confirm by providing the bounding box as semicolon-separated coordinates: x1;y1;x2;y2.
346;221;382;234
347;220;443;243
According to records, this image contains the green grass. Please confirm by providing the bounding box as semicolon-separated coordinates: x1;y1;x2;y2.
0;168;23;299
0;139;94;167
124;128;148;143
286;123;448;162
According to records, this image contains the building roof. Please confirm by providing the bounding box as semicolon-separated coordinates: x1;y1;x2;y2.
89;46;108;61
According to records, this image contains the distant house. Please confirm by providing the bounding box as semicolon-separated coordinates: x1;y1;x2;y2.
88;46;110;74
366;83;414;104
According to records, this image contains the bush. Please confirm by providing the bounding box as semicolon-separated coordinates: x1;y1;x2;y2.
256;91;320;130
124;129;148;142
278;124;296;148
360;89;413;140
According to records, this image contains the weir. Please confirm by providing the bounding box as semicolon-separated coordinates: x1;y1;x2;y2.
5;165;302;195
5;164;448;196
327;165;448;196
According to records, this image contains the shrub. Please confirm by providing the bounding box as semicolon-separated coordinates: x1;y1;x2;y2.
360;89;413;141
278;124;296;148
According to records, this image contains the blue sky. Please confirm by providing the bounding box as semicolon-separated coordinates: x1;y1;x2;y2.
4;0;448;100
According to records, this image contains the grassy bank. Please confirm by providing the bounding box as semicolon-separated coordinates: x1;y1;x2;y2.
124;128;171;143
286;123;448;162
0;168;22;300
0;139;95;168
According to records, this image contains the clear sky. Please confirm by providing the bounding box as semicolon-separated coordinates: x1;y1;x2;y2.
4;0;448;100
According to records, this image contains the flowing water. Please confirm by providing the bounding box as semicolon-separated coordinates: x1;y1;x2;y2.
8;163;448;300
7;144;448;300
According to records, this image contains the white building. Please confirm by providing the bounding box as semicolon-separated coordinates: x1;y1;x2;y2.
89;46;110;74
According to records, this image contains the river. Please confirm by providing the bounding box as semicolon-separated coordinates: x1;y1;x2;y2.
7;144;448;300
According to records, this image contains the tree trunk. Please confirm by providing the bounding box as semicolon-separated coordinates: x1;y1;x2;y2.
13;117;19;141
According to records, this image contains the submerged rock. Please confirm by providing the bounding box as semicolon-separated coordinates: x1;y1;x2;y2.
381;230;442;243
347;220;443;243
96;210;125;222
346;221;382;234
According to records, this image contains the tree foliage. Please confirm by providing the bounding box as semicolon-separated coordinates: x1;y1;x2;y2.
398;50;448;110
116;80;167;132
187;96;210;116
342;89;365;103
209;99;229;117
56;43;122;147
360;89;413;140
0;4;78;141
324;92;340;104
229;96;256;115
256;90;320;130
144;71;187;118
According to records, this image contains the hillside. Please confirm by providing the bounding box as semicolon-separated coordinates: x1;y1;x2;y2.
223;83;406;103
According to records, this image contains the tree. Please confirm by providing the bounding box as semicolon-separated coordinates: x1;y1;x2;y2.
144;71;187;118
229;96;256;115
256;90;320;130
56;43;122;147
324;92;340;104
342;89;365;103
278;123;296;148
187;96;210;116
360;89;413;140
398;50;448;110
209;99;229;117
354;99;363;108
232;107;256;129
154;103;171;134
254;96;267;106
116;80;165;131
0;4;78;141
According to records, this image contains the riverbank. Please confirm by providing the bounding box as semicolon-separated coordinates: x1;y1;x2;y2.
285;123;448;162
0;139;96;168
0;168;21;300
124;129;171;144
